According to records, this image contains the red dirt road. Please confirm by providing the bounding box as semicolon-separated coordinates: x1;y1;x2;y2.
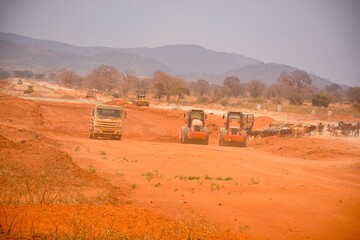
1;95;360;239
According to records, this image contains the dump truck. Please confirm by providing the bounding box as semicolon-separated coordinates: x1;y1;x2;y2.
85;90;96;99
219;111;254;147
24;85;34;95
89;104;127;140
136;89;149;106
180;109;209;145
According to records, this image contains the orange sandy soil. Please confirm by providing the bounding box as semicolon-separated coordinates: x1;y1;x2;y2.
1;93;360;239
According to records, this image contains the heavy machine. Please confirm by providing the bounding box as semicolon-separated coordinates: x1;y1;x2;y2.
113;92;120;99
180;109;209;145
136;89;149;106
219;111;254;147
89;104;127;140
17;79;23;84
24;85;34;95
85;90;96;99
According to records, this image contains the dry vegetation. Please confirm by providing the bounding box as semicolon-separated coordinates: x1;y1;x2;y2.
2;66;359;118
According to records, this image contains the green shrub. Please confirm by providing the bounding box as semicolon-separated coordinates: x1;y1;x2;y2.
289;92;303;105
312;95;329;107
219;98;229;106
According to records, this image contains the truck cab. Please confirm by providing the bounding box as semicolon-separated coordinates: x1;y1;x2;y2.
89;105;127;140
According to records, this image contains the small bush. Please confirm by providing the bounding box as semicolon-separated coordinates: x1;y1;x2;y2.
196;96;210;104
250;178;260;184
210;92;225;102
312;95;329;107
219;98;229;106
205;175;212;180
289;92;303;105
271;97;282;105
89;165;96;174
187;176;200;180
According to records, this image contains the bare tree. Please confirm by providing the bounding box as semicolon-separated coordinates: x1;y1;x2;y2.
153;81;166;100
153;71;186;100
170;85;190;101
325;83;342;93
325;83;344;102
58;71;81;88
248;80;265;98
87;65;122;91
347;87;360;103
277;70;312;98
120;69;138;96
193;80;209;96
210;84;221;96
277;70;312;90
223;76;241;97
265;84;281;99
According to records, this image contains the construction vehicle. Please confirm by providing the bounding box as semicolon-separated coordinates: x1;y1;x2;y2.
89;104;127;140
24;85;34;95
136;89;149;106
180;109;209;145
17;79;23;84
219;111;254;147
113;92;120;99
85;90;96;99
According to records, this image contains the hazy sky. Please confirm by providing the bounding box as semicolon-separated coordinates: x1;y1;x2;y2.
0;0;359;86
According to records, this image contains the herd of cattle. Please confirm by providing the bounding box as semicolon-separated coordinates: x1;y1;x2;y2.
247;121;360;139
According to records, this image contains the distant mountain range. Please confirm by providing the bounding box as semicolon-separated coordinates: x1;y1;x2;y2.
0;32;346;90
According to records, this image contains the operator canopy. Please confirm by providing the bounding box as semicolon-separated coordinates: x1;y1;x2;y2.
192;119;203;126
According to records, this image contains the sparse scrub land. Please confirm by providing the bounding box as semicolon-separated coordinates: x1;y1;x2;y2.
250;178;260;185
0;205;238;239
0;135;124;207
210;183;224;192
154;183;162;188
89;165;96;174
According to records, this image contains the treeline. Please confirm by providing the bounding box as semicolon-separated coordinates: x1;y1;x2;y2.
1;66;359;106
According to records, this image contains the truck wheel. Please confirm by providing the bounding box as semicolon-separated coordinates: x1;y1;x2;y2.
89;128;94;139
182;128;189;144
117;135;122;141
180;129;184;143
241;130;247;147
203;128;209;145
219;130;226;146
